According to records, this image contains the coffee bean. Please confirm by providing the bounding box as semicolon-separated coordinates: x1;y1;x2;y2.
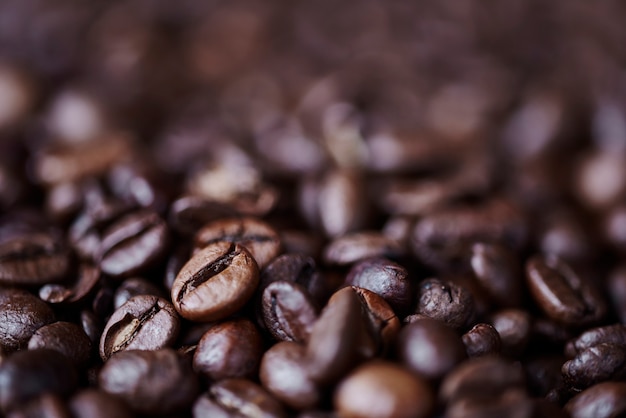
0;349;77;413
416;278;474;330
490;309;531;357
0;231;71;286
397;318;466;380
99;295;179;360
164;244;190;292
169;195;237;236
99;210;169;278
5;394;71;418
445;389;534;418
306;287;362;384
39;263;100;304
28;321;92;366
193;318;262;380
259;253;325;305
469;242;522;308
99;349;198;415
565;324;626;358
195;218;281;269
113;276;165;309
334;361;434;418
323;232;403;266
562;343;626;389
262;281;318;343
69;389;133;418
172;241;260;322
345;257;412;315
526;255;607;325
352;286;400;358
565;382;626;418
462;323;501;357
79;310;102;346
196;378;287;418
259;341;320;410
0;288;55;351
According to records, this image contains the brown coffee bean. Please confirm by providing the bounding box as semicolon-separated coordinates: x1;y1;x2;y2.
169;195;237;237
0;289;55;351
445;389;534;418
99;295;180;360
199;378;287;418
259;253;325;305
334;361;434;418
565;382;626;418
469;242;522;308
323;232;403;266
352;286;401;358
113;276;165;309
193;318;262;380
69;389;133;418
172;241;260;322
260;341;320;410
99;349;199;415
562;343;626;389
39;263;100;304
397;318;466;380
462;323;501;358
565;324;626;358
490;309;531;357
28;321;92;366
195;217;281;269
416;278;475;330
99;210;169;278
525;255;607;325
262;281;318;343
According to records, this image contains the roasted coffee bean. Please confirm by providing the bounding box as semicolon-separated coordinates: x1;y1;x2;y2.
169;195;237;236
0;288;55;351
164;244;190;292
462;323;501;357
469;242;522;308
565;324;626;358
259;253;325;304
99;210;169;278
416;278;474;330
335;361;434;418
195;218;281;269
562;343;626;389
0;349;77;413
306;287;362;384
440;356;526;403
28;321;92;366
99;295;179;360
79;310;102;346
262;281;318;343
565;382;626;418
279;231;324;261
113;276;165;309
172;241;260;322
490;309;531;357
525;255;607;325
352;286;401;358
99;349;198;415
193;318;262;380
39;263;100;304
259;341;320;410
5;394;71;418
0;231;71;286
69;389;133;418
323;232;403;266
397;318;466;380
411;199;527;270
345;257;412;315
194;378;287;418
445;389;534;418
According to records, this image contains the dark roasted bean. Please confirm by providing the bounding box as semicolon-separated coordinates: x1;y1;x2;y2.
195;218;281;269
562;343;626;389
69;389;133;418
462;323;501;357
99;349;198;415
565;382;626;418
172;241;260;322
99;210;169;278
445;389;534;418
416;278;475;330
345;257;412;315
193;318;262;380
335;361;433;418
397;318;466;381
565;324;626;358
169;195;237;236
0;288;55;351
28;321;92;366
260;341;320;410
352;286;400;358
39;263;100;304
490;309;531;357
113;276;165;309
323;232;403;266
259;253;325;304
99;295;179;360
0;349;77;413
525;255;606;325
469;242;522;308
262;281;318;343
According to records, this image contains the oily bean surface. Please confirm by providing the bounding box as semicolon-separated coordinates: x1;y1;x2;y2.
28;321;92;366
0;289;55;351
262;280;318;343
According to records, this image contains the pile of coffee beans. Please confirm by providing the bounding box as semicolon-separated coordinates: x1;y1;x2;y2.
1;0;626;417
